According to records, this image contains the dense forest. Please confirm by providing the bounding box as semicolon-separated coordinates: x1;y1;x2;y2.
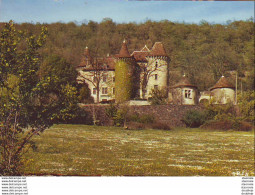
0;18;254;91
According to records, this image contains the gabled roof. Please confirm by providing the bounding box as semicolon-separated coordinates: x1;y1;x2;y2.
210;76;235;90
147;42;168;57
131;51;150;62
172;75;197;88
118;40;131;58
141;45;150;52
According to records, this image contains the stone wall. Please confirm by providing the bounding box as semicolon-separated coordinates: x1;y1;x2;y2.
80;104;204;127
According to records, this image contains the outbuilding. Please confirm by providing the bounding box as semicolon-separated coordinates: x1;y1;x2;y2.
171;75;198;105
210;76;235;104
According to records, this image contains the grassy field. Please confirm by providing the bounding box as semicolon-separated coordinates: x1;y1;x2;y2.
23;125;254;176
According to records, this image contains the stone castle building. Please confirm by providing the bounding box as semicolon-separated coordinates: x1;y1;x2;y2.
77;40;170;103
76;40;236;105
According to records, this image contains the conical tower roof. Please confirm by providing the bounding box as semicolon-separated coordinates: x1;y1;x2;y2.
118;40;131;58
77;46;93;68
172;75;197;88
210;76;235;90
147;42;168;57
84;46;90;56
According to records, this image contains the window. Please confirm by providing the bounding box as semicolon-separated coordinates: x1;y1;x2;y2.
113;77;115;82
93;88;96;95
154;85;158;90
155;61;158;68
155;74;158;80
102;87;108;95
185;90;192;99
113;88;115;94
103;75;107;82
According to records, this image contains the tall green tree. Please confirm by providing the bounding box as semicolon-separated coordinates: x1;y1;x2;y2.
0;21;78;175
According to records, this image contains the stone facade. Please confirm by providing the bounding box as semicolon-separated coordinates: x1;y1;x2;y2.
209;76;236;104
76;41;170;103
77;42;235;105
170;75;198;105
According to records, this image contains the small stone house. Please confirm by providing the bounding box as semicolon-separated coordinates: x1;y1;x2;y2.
210;76;236;104
170;75;198;105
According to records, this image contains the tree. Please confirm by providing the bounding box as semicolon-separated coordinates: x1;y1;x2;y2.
139;60;168;99
0;21;78;175
148;88;168;105
237;90;255;122
77;56;110;103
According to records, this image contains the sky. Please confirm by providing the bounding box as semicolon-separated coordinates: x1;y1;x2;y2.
0;0;254;24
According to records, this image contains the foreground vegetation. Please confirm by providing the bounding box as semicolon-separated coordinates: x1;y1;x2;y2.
23;125;254;176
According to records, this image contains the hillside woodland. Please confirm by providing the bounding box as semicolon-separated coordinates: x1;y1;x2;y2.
0;18;254;92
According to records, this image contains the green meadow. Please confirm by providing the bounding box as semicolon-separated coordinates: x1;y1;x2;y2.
23;125;254;176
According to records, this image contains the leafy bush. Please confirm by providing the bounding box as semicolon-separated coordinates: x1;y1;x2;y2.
182;110;206;128
203;102;236;121
200;120;233;130
128;113;154;124
105;103;118;119
139;114;154;124
200;119;253;131
148;88;168;105
113;109;125;127
237;90;255;122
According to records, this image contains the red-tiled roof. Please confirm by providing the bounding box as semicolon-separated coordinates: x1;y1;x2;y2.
77;47;93;68
210;76;235;90
147;42;168;57
118;40;131;58
141;45;150;52
131;51;150;62
78;57;115;71
104;57;115;70
172;76;197;88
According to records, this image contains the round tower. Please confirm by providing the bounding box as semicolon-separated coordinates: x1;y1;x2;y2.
145;42;170;98
210;76;235;104
171;75;198;105
115;40;136;103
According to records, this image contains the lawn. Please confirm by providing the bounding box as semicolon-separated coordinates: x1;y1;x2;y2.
23;125;254;176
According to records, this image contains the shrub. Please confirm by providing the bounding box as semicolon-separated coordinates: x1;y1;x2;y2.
200;120;233;130
232;120;253;131
105;103;118;118
128;112;140;122
139;114;154;124
128;113;154;124
148;88;168;105
200;119;253;131
237;90;255;122
203;102;236;121
182;110;206;128
151;122;171;130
